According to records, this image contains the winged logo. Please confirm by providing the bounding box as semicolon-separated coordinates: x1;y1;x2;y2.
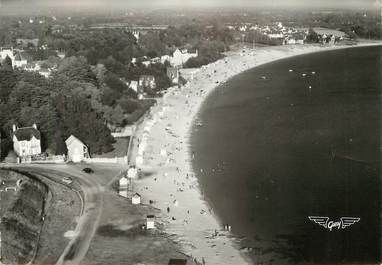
340;217;360;229
308;216;329;228
308;216;360;231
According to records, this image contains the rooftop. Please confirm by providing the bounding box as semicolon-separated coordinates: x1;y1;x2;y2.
14;127;40;141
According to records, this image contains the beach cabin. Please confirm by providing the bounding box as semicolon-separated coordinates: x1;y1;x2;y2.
119;176;129;189
168;259;187;265
127;166;138;179
132;193;141;205
119;176;129;198
65;135;89;163
146;215;155;229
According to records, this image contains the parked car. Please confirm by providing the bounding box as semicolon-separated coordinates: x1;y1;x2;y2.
62;177;73;184
82;168;94;174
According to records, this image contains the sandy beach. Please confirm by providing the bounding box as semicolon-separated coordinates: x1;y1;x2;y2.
128;42;381;265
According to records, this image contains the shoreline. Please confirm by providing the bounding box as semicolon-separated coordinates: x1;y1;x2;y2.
128;42;382;265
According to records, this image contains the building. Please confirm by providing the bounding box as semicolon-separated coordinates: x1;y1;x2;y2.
142;60;151;67
57;51;66;59
161;55;171;64
146;215;155;229
138;75;156;91
167;67;179;84
170;49;198;67
65;135;89;163
0;47;28;69
12;124;41;157
38;68;51;78
284;38;296;45
0;47;14;62
14;52;27;68
168;259;187;265
119;176;129;198
129;80;138;93
132;193;141;205
119;176;129;189
0;47;15;67
132;30;140;42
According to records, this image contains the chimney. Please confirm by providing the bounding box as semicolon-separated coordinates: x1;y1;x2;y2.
32;123;37;129
12;124;17;132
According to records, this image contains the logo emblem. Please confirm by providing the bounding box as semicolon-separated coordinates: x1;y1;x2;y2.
308;216;360;231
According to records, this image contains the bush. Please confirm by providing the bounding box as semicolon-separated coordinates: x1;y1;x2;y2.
118;98;142;114
125;99;156;124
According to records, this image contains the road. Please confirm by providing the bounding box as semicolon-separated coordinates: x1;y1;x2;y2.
0;164;105;265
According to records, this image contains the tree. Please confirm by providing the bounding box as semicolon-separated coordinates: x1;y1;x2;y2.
54;94;115;154
306;28;319;43
3;55;13;70
0;68;17;102
57;56;98;86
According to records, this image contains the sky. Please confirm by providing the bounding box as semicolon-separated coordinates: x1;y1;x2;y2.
0;0;379;9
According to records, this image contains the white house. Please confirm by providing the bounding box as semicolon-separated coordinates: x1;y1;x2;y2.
0;47;14;62
170;49;198;67
285;38;296;45
0;48;28;69
132;30;140;42
132;193;141;205
142;60;151;67
65;135;89;163
14;53;27;68
160;55;171;64
12;124;41;157
146;215;155;229
129;80;138;93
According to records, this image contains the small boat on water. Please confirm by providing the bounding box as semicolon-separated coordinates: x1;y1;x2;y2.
311;71;316;74
302;73;307;77
289;69;293;72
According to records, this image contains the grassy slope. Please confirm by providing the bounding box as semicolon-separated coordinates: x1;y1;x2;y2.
1;178;47;265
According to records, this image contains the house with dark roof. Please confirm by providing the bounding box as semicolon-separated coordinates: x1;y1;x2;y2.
12;124;41;157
